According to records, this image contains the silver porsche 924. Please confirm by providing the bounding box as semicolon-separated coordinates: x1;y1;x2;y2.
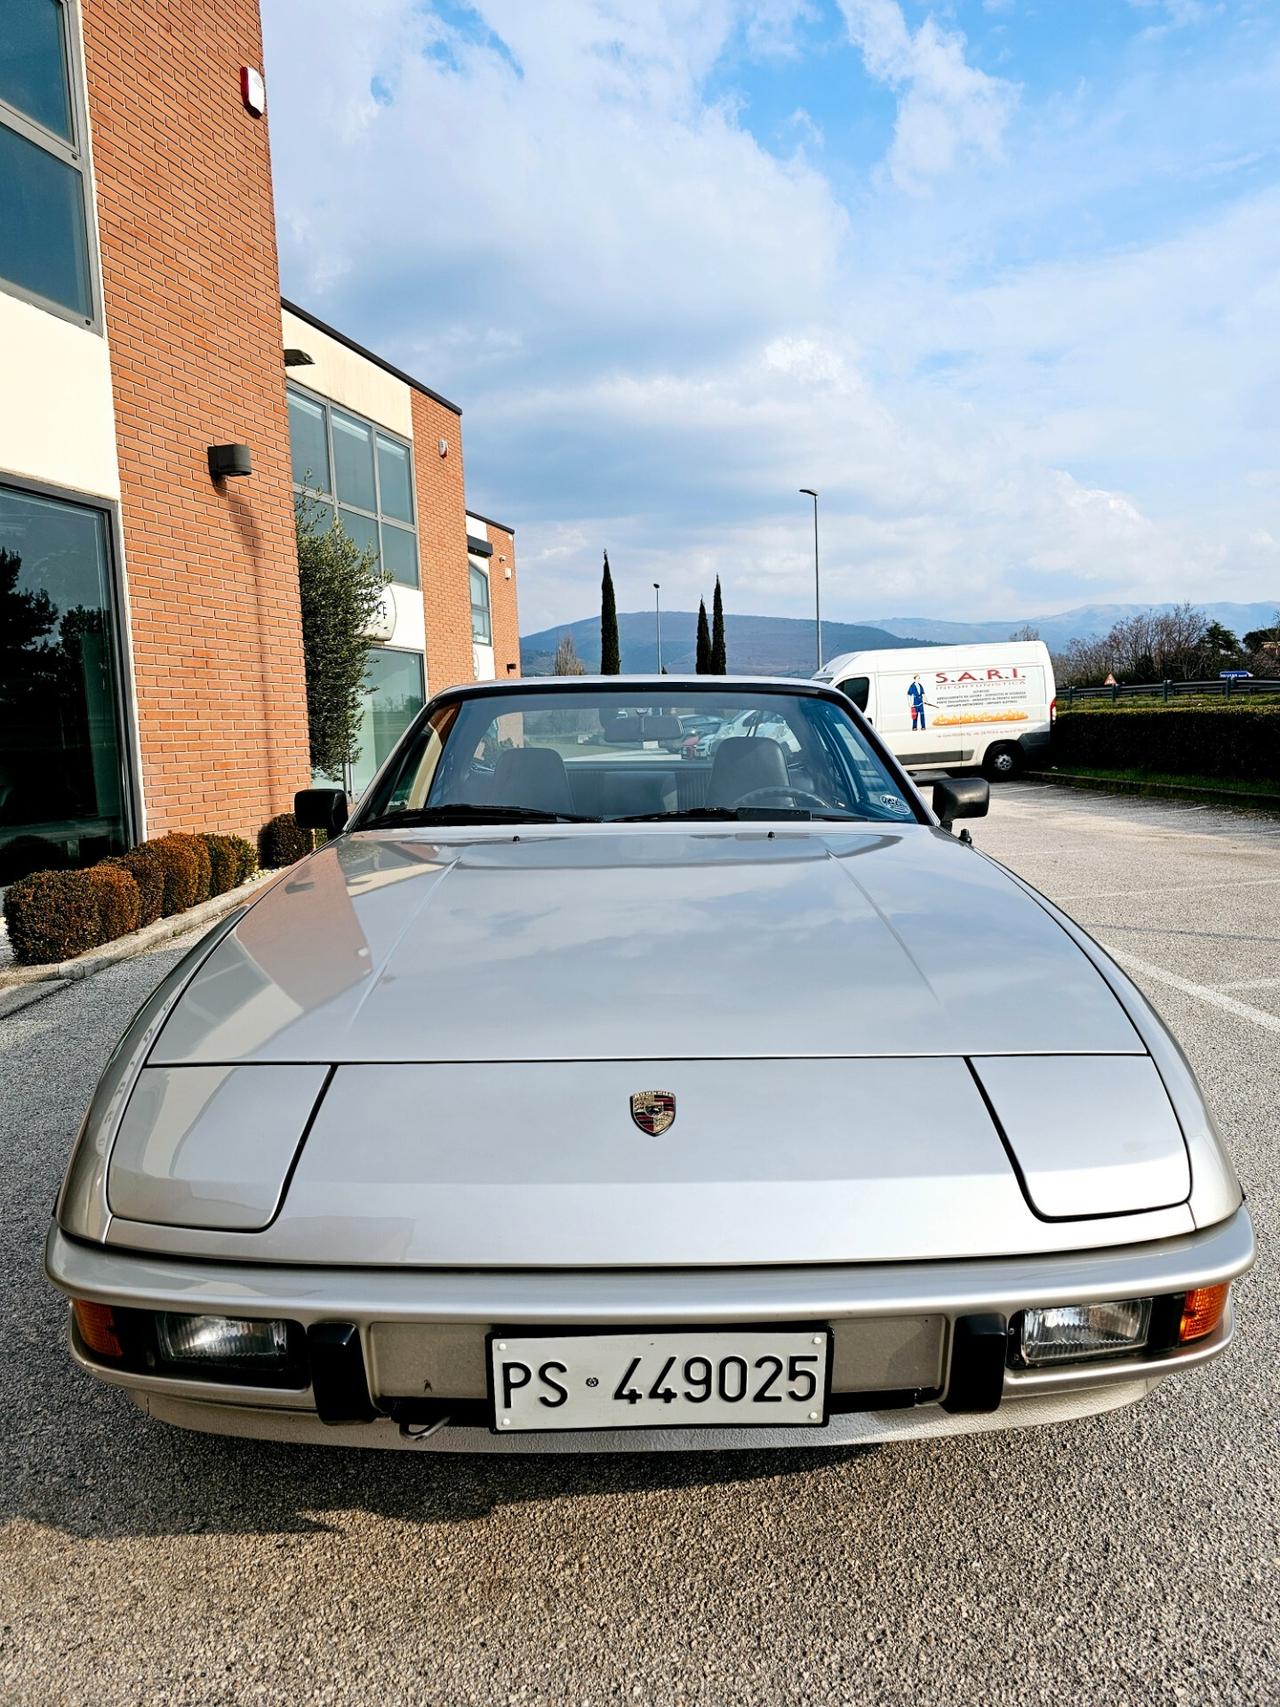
47;677;1253;1453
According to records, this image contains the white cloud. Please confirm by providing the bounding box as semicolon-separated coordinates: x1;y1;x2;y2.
262;1;1280;633
837;1;1017;191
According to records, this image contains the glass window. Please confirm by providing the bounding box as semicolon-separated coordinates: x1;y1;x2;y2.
350;648;425;797
288;391;330;493
332;410;376;511
0;115;90;319
470;564;492;644
338;507;379;564
838;675;870;712
376;435;414;523
288;389;420;588
358;688;921;828
380;522;417;586
0;0;72;139
0;484;130;883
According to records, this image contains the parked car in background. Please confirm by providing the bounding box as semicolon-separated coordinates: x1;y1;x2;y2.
817;639;1056;778
47;676;1250;1455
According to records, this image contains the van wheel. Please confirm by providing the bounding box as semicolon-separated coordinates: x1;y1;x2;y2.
984;743;1021;780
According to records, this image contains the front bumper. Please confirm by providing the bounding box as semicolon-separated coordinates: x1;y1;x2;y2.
47;1207;1253;1451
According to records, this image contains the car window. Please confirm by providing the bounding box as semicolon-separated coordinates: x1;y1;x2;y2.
838;676;870;712
358;688;922;826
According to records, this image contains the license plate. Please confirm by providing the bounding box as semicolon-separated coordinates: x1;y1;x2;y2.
488;1329;831;1432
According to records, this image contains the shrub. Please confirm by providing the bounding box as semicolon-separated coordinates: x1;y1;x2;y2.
107;846;166;927
258;813;313;869
146;834;200;915
88;864;141;939
3;869;105;965
157;832;211;904
227;835;258;885
203;834;241;897
1055;705;1280;783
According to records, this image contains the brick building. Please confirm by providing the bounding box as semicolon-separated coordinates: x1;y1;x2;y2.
0;0;518;883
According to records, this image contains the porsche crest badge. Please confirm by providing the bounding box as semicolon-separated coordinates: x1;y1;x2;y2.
630;1090;676;1136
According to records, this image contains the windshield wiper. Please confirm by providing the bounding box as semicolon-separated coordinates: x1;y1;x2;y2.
615;806;811;822
359;803;599;829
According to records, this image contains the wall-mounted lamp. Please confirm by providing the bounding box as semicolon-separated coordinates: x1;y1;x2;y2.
283;348;314;367
438;438;449;457
208;443;252;480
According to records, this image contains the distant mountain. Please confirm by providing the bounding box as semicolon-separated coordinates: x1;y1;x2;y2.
869;601;1278;652
522;599;1279;677
520;611;934;677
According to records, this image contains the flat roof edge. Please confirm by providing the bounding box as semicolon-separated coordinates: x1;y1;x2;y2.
281;298;463;417
467;509;516;537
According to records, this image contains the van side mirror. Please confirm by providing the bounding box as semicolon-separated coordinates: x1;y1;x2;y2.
932;777;989;832
294;788;350;835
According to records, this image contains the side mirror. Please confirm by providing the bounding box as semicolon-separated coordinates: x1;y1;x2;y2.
294;787;350;835
932;776;989;833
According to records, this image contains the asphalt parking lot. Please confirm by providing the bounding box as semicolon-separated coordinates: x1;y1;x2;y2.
1;784;1277;1706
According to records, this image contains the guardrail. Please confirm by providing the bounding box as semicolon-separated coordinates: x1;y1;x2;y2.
1062;678;1280;706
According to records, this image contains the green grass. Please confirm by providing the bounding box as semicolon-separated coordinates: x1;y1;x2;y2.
1047;764;1280;797
1062;693;1280;711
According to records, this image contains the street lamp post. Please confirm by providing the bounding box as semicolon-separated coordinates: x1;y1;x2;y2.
799;488;822;672
653;581;663;674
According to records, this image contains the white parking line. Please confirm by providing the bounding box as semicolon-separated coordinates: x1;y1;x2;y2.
1107;948;1280;1034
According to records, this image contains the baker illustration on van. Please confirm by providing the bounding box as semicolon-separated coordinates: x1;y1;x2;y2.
817;639;1056;779
907;673;931;731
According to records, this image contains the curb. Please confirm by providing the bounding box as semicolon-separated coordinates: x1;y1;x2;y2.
0;872;277;1010
1024;772;1280;812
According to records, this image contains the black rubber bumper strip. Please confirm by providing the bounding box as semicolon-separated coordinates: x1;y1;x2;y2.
307;1322;378;1425
941;1314;1008;1414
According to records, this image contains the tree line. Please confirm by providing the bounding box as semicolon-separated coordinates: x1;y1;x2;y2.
1015;605;1280;687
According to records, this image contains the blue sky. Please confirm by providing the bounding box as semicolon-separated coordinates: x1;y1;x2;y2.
262;1;1280;631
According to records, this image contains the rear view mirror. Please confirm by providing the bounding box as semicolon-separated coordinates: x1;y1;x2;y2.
600;713;682;742
294;788;351;835
932;777;989;832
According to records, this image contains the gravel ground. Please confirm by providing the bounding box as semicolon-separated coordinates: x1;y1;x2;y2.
1;784;1277;1706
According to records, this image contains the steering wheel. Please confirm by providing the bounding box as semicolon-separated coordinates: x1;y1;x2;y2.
733;785;831;811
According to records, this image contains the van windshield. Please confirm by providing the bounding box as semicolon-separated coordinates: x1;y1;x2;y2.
356;686;921;828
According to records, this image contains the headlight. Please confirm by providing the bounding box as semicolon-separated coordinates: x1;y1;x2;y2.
155;1313;292;1367
1015;1298;1152;1366
71;1303;304;1387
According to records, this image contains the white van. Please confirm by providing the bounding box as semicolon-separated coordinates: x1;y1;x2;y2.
816;640;1056;778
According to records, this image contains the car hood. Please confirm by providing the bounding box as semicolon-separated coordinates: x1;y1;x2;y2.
152;825;1142;1066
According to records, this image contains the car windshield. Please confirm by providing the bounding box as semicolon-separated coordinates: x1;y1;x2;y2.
355;686;921;827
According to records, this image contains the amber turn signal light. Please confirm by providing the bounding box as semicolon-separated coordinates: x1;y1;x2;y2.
72;1299;123;1360
1178;1284;1230;1344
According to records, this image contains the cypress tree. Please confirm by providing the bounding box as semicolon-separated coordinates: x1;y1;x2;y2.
695;599;711;673
710;576;727;674
600;551;621;675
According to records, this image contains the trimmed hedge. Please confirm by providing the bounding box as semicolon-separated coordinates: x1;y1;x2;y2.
88;864;141;940
4;869;105;964
107;846;166;927
159;832;212;905
202;833;241;897
1055;705;1280;783
259;813;314;869
227;835;258;886
147;834;200;915
4;813;304;967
